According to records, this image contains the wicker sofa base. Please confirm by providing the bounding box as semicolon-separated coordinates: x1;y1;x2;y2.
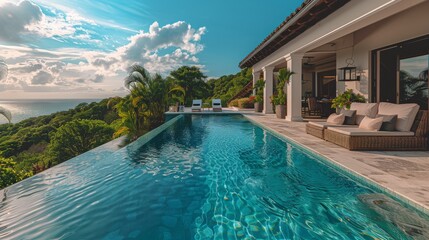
305;123;324;139
324;129;428;151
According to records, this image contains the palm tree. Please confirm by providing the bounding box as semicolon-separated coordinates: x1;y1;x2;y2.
0;106;12;123
112;65;184;140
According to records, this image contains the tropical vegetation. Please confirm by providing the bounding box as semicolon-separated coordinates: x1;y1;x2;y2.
229;97;254;109
271;68;294;105
109;65;185;140
169;66;208;107
331;89;366;110
207;68;253;106
0;99;119;188
253;79;265;103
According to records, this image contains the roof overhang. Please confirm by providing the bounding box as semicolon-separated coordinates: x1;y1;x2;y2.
239;0;351;69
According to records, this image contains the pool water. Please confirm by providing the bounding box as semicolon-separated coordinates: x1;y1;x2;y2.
0;115;426;239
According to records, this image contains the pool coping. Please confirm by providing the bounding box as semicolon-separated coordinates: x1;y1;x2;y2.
126;114;184;153
242;114;429;217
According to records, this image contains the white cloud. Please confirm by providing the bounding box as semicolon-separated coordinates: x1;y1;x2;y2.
85;21;207;74
9;61;43;73
0;0;207;98
0;59;8;80
0;1;102;45
26;13;77;38
90;74;104;83
31;70;54;85
118;21;205;59
0;1;43;42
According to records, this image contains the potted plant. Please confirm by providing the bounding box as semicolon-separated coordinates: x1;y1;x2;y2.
253;79;265;112
271;68;294;118
331;89;366;111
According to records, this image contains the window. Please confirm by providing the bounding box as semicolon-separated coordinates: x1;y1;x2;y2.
371;35;429;110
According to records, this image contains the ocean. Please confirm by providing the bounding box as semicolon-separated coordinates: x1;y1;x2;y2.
0;99;104;124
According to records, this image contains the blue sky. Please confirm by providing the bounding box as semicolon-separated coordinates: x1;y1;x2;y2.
0;0;304;99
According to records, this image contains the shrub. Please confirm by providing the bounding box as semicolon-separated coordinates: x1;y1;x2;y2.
249;96;255;103
238;98;254;108
331;89;366;109
48;119;114;164
229;99;239;107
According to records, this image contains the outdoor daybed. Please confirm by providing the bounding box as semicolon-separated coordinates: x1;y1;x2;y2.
324;103;428;151
306;103;378;139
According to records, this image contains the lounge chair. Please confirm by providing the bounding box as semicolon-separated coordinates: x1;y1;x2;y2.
324;103;428;151
212;99;222;112
191;99;202;112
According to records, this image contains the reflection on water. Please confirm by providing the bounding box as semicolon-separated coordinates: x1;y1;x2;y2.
400;55;428;109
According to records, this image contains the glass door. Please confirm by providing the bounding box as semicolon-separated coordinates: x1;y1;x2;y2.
399;54;428;109
372;35;429;110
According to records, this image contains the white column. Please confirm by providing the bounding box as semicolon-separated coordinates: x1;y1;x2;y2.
286;53;304;121
263;66;274;114
252;70;259;95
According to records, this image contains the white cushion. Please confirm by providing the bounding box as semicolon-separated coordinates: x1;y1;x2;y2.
327;127;414;136
326;113;345;125
359;116;383;131
308;121;358;129
377;102;420;132
350;103;378;125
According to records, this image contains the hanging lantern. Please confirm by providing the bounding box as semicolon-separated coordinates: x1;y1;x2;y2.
338;58;360;81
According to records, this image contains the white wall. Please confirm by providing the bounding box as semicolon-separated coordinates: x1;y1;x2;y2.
337;0;429;100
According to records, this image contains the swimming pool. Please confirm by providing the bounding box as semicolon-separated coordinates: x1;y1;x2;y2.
0;114;427;239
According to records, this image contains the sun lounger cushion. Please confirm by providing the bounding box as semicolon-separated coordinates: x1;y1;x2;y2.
326;127;414;136
378;102;420;132
340;109;357;125
359;116;383;131
307;121;358;129
350;103;378;125
376;114;398;131
326;113;345;125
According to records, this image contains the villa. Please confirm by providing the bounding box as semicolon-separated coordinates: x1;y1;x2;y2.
240;0;428;122
2;1;429;239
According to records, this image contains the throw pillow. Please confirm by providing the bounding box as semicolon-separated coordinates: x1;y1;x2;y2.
359;116;384;131
376;114;398;131
326;113;345;125
340;109;357;125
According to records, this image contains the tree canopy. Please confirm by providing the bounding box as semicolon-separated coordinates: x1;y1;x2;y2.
169;66;208;106
207;68;252;106
48;119;114;164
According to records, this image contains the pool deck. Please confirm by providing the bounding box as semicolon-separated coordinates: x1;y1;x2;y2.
241;112;429;213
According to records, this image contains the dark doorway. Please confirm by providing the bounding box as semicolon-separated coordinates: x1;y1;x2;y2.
317;70;337;99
